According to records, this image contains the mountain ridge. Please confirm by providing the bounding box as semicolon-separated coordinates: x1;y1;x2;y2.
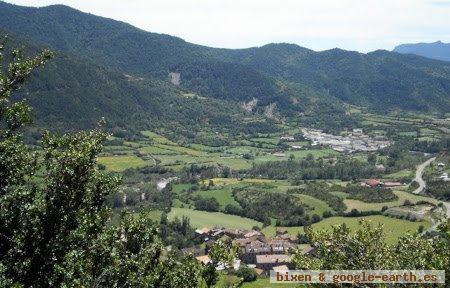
1;1;450;122
394;41;450;62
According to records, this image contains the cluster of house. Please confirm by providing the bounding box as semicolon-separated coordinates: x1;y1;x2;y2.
181;227;313;275
361;178;403;188
437;163;449;182
301;128;390;153
438;173;449;182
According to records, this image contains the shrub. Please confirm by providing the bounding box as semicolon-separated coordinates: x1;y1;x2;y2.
194;197;220;212
236;266;257;282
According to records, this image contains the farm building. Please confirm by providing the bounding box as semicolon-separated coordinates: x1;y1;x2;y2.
365;179;381;188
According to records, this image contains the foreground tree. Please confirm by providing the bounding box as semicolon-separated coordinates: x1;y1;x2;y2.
202;239;239;287
0;38;206;287
293;219;450;286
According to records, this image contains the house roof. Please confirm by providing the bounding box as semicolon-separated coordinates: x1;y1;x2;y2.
195;255;211;265
256;254;291;264
234;238;253;246
211;229;225;237
223;228;243;236
300;245;315;255
200;227;210;233
244;230;262;238
254;268;264;275
366;179;380;187
272;265;289;271
195;227;211;235
246;240;271;252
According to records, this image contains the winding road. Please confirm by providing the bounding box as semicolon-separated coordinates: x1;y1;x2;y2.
412;157;436;194
411;157;450;233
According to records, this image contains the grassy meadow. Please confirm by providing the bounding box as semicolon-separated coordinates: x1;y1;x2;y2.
262;215;429;244
168;208;261;230
343;190;439;212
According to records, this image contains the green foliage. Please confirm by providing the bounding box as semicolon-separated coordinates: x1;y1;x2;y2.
424;180;450;201
293;220;449;283
194;197;220;212
159;213;201;249
0;41;208;287
346;185;398;203
232;189;306;225
235;266;257;282
289;183;347;212
223;44;450;113
0;31;280;137
203;240;239;287
250;156;378;181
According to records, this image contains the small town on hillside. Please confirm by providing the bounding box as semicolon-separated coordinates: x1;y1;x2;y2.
182;227;311;275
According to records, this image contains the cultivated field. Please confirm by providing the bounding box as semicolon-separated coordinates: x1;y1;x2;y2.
97;155;147;172
343;190;439;212
168;208;261;230
262;215;429;244
195;187;241;209
98;129;343;173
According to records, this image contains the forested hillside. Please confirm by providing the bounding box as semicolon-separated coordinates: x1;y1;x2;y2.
6;32;277;136
212;45;450;112
1;2;450;116
0;2;295;109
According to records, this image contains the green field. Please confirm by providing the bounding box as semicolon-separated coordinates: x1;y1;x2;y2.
97;155;147;172
312;215;428;244
208;178;278;186
262;215;428;244
384;169;413;180
168;208;261;230
253;148;338;163
171;183;192;193
343;190;439;212
101;130;343;172
141;130;176;145
139;145;176;155
195;187;241;209
204;178;293;194
296;194;332;215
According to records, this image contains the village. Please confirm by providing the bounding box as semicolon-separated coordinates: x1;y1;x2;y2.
181;227;312;275
300;128;390;152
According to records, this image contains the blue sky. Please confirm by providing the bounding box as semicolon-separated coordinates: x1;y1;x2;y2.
5;0;450;52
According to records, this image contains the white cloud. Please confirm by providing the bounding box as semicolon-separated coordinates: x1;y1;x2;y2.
5;0;450;52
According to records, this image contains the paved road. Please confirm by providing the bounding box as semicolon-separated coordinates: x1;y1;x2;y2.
410;157;450;234
412;157;436;194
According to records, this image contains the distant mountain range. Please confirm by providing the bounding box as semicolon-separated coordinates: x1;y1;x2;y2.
1;1;450;133
394;41;450;62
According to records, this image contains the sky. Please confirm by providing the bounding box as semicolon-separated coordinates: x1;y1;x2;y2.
5;0;450;52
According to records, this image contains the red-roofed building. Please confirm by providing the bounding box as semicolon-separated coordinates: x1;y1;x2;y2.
366;179;380;188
